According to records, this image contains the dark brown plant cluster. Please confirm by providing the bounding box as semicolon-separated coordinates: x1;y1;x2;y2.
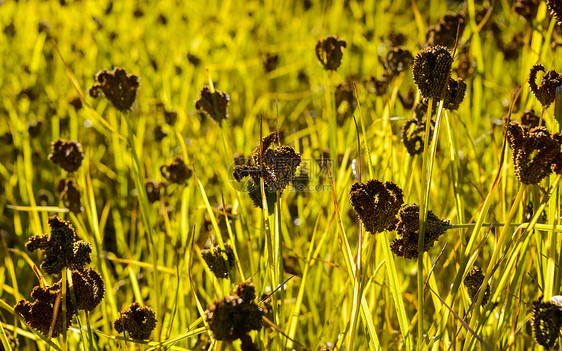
160;156;192;184
57;178;81;214
412;46;466;111
195;85;230;122
48;139;84;173
426;11;465;48
532;297;562;349
335;80;357;122
389;204;449;259
529;64;562;108
113;302;157;340
315;36;347;71
363;48;413;96
204;282;263;348
144;179;166;203
201;243;236;279
14;216;105;337
513;0;541;22
349;180;404;234
506;121;562;184
233;131;301;206
401;112;435;156
463;265;490;305
24;216;92;274
89;67;140;111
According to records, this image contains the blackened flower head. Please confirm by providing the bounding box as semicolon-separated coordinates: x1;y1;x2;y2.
263;53;279;73
14;282;74;338
201;243;236;279
48;139;84;173
245;177;277;215
464;266;490;305
513;0;541;21
335;80;357;121
204;282;263;341
443;77;467;110
89;67;139;111
195;85;229;122
401;117;435;156
529;64;562;108
384;48;413;74
71;268;105;312
233;132;301;193
25;216;92;274
349;180;404;234
412;46;453;100
363;72;394;96
390;204;449;259
547;0;562;24
426;12;466;48
315;36;347;71
160;156;192;184
520;109;542;129
57;178;81;214
113;302;157;340
144;179;165;203
532;297;562;349
506;122;562;184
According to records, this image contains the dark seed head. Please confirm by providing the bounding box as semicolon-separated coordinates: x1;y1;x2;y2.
113;302;157;340
160;157;192;184
349;180;404;234
464;265;490;305
532;297;562;349
528;64;562;108
412;46;453;100
315;36;347;71
89;67;139;111
390;204;449;259
48;139;84;173
201;243;236;279
195;85;229;122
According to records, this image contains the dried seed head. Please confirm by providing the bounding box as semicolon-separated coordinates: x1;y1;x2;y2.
532;297;562;349
426;12;465;48
14;281;74;338
506;122;562;184
363;72;394;96
234;281;257;303
57;178;81;214
25;216;91;274
48;139;84;173
529;64;562;108
89;67;139;111
195;85;229;122
113;302;157;340
71;268;105;312
412;46;453;100
390;204;449;259
27;119;44;138
144;179;164;203
464;266;490;305
233;132;302;193
69;96;82;111
245;177;277;215
164;109;177;125
160;156;192;184
513;0;541;21
398;88;416;110
520;110;542;129
547;0;562;24
315;36;347;71
443;77;467;111
204;282;263;341
401;117;434;155
455;50;475;79
201;244;236;279
335;80;357;120
384;48;413;74
349;180;404;234
263;53;279;73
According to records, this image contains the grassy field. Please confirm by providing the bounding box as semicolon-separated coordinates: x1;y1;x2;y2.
1;0;562;350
